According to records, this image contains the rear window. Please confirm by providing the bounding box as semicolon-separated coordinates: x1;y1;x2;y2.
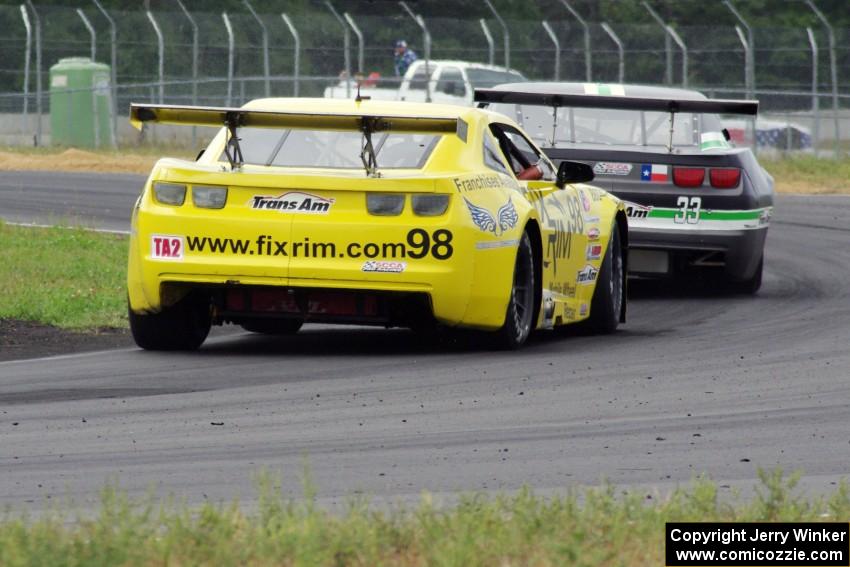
490;103;725;149
220;127;440;169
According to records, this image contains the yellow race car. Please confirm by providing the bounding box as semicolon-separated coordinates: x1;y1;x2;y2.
127;98;628;350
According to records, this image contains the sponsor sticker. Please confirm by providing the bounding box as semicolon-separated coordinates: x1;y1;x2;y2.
587;227;601;241
249;191;334;214
151;234;184;261
593;162;633;176
577;264;599;285
700;131;730;151
624;201;653;219
584;215;600;224
579;303;588;317
586;243;603;260
362;260;406;273
640;164;669;183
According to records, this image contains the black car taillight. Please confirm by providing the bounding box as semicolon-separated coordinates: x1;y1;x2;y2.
710;168;741;189
673;167;705;188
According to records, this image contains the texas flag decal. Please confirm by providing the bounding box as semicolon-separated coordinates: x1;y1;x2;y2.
640;164;668;182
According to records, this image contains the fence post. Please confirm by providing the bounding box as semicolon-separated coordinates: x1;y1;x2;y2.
642;2;671;86
723;1;755;101
25;0;41;145
399;2;431;102
20;4;32;137
483;0;509;69
559;0;590;82
243;0;270;98
76;9;96;61
600;22;624;83
281;13;300;96
733;26;749;94
76;9;100;148
541;21;560;81
174;0;197;145
666;25;687;88
325;1;351;98
92;0;117;147
479;19;494;66
145;9;164;105
344;13;364;74
222;12;235;106
806;27;820;155
805;0;840;158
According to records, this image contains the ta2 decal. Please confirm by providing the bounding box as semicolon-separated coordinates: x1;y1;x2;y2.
151;234;184;261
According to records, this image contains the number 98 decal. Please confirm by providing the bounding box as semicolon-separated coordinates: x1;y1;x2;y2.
406;228;454;260
674;196;701;225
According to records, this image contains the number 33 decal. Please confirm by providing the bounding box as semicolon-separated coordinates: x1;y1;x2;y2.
674;196;701;224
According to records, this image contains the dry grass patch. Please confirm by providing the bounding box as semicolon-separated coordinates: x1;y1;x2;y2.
0;146;194;175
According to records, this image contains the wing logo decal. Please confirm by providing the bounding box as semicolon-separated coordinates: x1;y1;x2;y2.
465;196;518;236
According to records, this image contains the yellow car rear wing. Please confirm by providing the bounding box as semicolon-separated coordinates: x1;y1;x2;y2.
130;103;468;174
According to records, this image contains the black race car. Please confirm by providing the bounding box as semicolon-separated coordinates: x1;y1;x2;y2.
476;83;774;293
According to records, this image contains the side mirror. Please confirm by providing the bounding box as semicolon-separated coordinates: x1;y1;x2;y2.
722;128;731;141
555;160;594;188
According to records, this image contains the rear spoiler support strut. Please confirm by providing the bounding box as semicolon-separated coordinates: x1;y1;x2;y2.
223;112;244;170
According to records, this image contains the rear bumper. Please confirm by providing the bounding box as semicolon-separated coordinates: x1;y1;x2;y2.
629;226;767;280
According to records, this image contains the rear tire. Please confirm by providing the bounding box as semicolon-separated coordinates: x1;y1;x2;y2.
494;231;536;349
584;223;624;334
129;294;211;351
241;319;303;335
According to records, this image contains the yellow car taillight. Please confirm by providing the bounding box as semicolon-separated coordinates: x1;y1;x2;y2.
192;185;228;209
153;182;186;206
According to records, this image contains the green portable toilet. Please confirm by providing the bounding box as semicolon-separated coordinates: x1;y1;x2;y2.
50;57;113;148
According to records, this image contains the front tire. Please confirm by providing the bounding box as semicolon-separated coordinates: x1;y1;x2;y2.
494;231;536;349
584;223;624;334
129;293;211;351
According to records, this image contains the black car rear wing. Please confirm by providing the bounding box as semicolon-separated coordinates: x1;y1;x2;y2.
130;103;466;174
473;89;758;116
474;89;758;153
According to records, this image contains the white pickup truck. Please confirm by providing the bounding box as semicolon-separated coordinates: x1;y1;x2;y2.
323;60;526;106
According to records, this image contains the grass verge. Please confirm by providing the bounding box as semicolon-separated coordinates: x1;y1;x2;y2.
0;470;846;566
761;155;850;194
0;222;127;329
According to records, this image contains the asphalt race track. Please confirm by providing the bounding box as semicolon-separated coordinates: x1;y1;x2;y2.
1;172;849;511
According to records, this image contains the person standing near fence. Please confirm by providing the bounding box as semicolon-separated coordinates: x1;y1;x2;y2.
393;40;417;77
